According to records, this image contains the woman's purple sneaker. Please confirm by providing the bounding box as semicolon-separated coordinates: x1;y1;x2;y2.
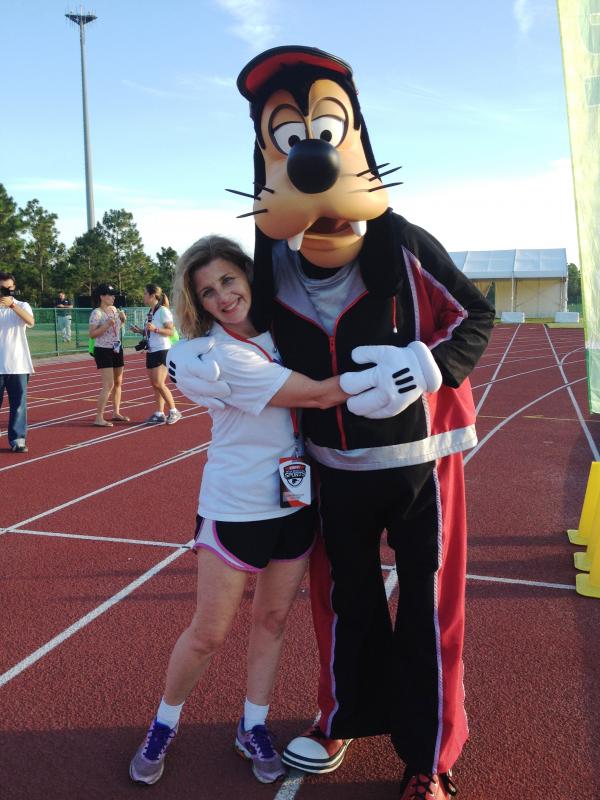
234;718;286;783
129;718;178;785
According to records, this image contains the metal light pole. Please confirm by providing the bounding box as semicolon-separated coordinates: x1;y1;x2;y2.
66;10;97;231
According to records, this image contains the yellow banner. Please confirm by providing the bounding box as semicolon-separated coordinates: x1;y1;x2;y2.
557;0;600;413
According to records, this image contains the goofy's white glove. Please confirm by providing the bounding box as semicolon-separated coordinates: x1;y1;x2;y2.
167;337;231;410
340;341;443;419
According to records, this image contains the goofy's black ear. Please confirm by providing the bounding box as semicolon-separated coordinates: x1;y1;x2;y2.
250;226;276;332
359;208;405;297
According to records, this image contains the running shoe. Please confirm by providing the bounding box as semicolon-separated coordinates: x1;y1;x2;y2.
129;718;178;785
398;768;458;799
234;718;286;784
166;409;183;425
281;724;352;773
145;411;166;424
10;443;28;453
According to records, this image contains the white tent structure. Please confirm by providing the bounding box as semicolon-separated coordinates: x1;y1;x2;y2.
449;249;568;319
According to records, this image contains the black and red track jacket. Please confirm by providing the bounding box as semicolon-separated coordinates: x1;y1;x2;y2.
264;211;495;465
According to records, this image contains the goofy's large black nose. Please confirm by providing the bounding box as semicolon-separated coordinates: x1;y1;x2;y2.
287;139;341;194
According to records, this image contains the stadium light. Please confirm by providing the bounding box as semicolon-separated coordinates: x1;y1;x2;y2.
66;10;97;231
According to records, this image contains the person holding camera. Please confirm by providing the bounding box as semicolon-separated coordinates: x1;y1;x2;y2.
130;283;181;425
88;283;129;427
0;271;35;453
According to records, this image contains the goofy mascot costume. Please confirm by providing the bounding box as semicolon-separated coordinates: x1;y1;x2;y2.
171;46;494;800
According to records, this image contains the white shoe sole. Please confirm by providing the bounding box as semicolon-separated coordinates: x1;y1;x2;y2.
234;739;285;784
129;759;165;785
281;738;353;773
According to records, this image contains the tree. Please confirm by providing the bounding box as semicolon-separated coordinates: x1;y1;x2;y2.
100;209;153;303
0;183;25;272
567;263;581;306
67;225;114;298
152;246;178;295
20;199;65;304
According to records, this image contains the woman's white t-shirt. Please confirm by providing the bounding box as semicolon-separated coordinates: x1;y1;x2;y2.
197;322;298;522
147;305;174;352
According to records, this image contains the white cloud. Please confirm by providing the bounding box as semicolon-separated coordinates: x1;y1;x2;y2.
513;0;535;35
513;0;553;36
51;163;579;267
398;159;579;263
122;79;184;99
214;0;279;48
56;202;257;258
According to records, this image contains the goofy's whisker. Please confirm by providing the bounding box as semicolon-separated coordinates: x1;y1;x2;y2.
236;208;269;218
368;166;402;182
226;188;262;200
356;162;389;177
368;182;403;192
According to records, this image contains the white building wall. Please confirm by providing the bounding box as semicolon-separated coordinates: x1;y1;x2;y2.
492;279;564;318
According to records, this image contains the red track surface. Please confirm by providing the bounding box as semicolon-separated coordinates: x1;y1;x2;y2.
2;326;599;799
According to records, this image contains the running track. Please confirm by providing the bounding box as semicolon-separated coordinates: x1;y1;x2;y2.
1;324;599;799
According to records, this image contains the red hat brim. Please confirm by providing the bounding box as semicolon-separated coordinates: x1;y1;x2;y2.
237;45;353;101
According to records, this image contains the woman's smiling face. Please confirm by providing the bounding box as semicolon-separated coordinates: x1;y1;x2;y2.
193;258;253;336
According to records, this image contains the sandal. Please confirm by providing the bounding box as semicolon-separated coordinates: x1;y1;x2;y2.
94;420;113;427
111;414;130;422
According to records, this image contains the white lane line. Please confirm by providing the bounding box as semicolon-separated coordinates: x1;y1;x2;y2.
382;566;573;592
476;324;520;414
273;559;400;800
544;327;600;461
0;542;193;689
4;528;191;549
470;355;585;392
274;771;306;800
466;573;575;591
465;377;586;465
0;408;209;473
0;442;210;533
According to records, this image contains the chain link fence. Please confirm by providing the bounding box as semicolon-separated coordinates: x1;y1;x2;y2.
27;307;149;358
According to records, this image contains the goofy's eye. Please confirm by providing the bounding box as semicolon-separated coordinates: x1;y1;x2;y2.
311;115;345;147
272;121;308;154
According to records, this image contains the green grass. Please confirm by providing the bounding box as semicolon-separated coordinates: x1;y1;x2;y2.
28;307;146;358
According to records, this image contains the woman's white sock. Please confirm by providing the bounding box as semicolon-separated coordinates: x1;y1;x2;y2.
243;698;269;731
156;697;184;729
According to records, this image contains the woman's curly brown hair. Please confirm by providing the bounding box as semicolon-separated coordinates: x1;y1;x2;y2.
172;235;253;338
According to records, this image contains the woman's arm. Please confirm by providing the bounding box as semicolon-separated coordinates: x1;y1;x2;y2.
269;372;350;410
89;313;115;339
147;319;174;336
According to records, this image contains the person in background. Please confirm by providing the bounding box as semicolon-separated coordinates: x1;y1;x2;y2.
130;283;182;425
0;271;35;453
54;291;73;343
88;283;129;427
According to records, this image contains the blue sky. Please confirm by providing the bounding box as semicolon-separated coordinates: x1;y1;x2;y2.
2;0;578;262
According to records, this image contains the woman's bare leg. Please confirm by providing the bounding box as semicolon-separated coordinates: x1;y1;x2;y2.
95;369;114;423
163;549;248;705
111;366;124;416
150;364;175;412
246;557;308;705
